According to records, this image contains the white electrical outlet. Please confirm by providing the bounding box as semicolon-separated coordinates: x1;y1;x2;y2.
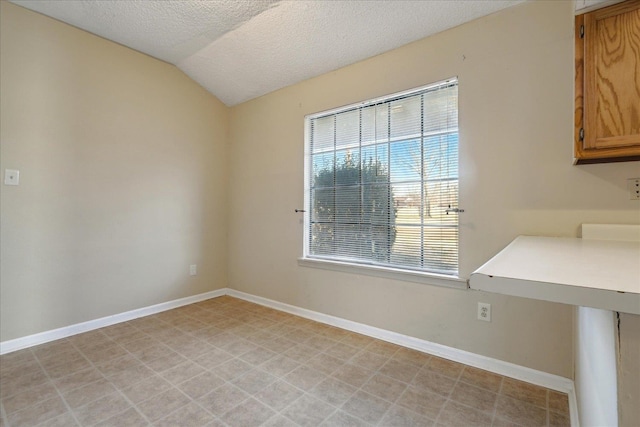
478;302;491;322
189;264;197;276
628;178;640;200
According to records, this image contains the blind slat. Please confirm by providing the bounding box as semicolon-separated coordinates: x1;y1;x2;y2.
307;79;459;275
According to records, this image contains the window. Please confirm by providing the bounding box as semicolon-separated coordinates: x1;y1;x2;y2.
304;78;459;277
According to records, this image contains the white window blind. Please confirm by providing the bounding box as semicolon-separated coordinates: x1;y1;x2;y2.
304;78;459;276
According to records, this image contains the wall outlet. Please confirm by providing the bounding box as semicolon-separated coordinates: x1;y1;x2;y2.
478;302;491;322
628;178;640;200
189;264;197;276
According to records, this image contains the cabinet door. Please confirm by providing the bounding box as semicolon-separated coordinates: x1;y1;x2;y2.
575;0;640;163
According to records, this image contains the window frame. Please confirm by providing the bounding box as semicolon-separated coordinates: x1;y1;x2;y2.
300;79;466;289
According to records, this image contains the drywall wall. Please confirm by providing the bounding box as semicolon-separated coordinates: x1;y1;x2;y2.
228;0;640;378
0;2;229;341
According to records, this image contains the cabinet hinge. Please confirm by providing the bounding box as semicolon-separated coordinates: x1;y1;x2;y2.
579;128;584;141
580;25;584;39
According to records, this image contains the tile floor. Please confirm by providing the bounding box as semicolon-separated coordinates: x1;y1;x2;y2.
0;296;571;426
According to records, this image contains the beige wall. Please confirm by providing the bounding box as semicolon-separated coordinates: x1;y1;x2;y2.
0;2;229;341
228;0;640;377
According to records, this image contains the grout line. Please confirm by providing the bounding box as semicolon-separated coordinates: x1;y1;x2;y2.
29;347;84;427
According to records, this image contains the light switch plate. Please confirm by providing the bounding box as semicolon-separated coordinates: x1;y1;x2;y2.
4;169;19;185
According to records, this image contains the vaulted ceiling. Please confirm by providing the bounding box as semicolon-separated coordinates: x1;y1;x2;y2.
12;0;524;106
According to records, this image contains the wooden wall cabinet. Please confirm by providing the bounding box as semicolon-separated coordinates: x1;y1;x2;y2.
575;0;640;164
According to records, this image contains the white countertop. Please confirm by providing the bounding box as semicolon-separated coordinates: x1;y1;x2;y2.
469;235;640;314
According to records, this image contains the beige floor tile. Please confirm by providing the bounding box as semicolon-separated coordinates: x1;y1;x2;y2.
392;348;432;368
331;363;374;388
380;405;435;427
109;364;155;389
153;401;214;427
129;344;175;364
411;369;456;398
281;394;335;427
120;337;157;353
460;366;503;393
209;358;254;381
425;357;465;379
449;381;498;413
32;340;77;361
324;342;361;361
501;377;548;408
109;329;149;345
437;400;492;426
1;358;41;385
219;397;276;427
43;356;92;379
38;411;80;427
197;383;250;416
303;335;338;352
7;396;66;427
136;388;190;422
284;328;313;343
1;381;58;415
495;395;547;426
238;346;277;365
95;407;148;427
232;368;278;395
260;354;301;378
0;297;574;427
0;369;50;398
255;379;304;411
263;414;300;427
549;390;570;414
379;359;421;384
361;373;408;403
350;350;389;371
366;340;401;357
192;348;233;370
305;353;346;375
321;410;371;427
1;349;37;369
160;361;206;385
492;417;524;427
284;365;328;391
62;378;118;409
261;336;298;354
342;390;392;424
72;392;132;426
396;385;447;420
52;368;104;394
549;409;571;427
340;332;374;349
145;351;188;373
120;375;174;404
219;338;259;357
309;377;357;407
95;354;142;377
176;371;225;399
247;331;278;348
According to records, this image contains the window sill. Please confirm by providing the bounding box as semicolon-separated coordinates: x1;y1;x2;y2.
297;257;468;290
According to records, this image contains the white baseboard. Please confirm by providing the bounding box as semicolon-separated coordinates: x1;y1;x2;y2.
0;289;226;355
226;289;575;395
0;286;578;426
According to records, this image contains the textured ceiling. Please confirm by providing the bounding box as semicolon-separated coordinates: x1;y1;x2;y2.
12;0;524;106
